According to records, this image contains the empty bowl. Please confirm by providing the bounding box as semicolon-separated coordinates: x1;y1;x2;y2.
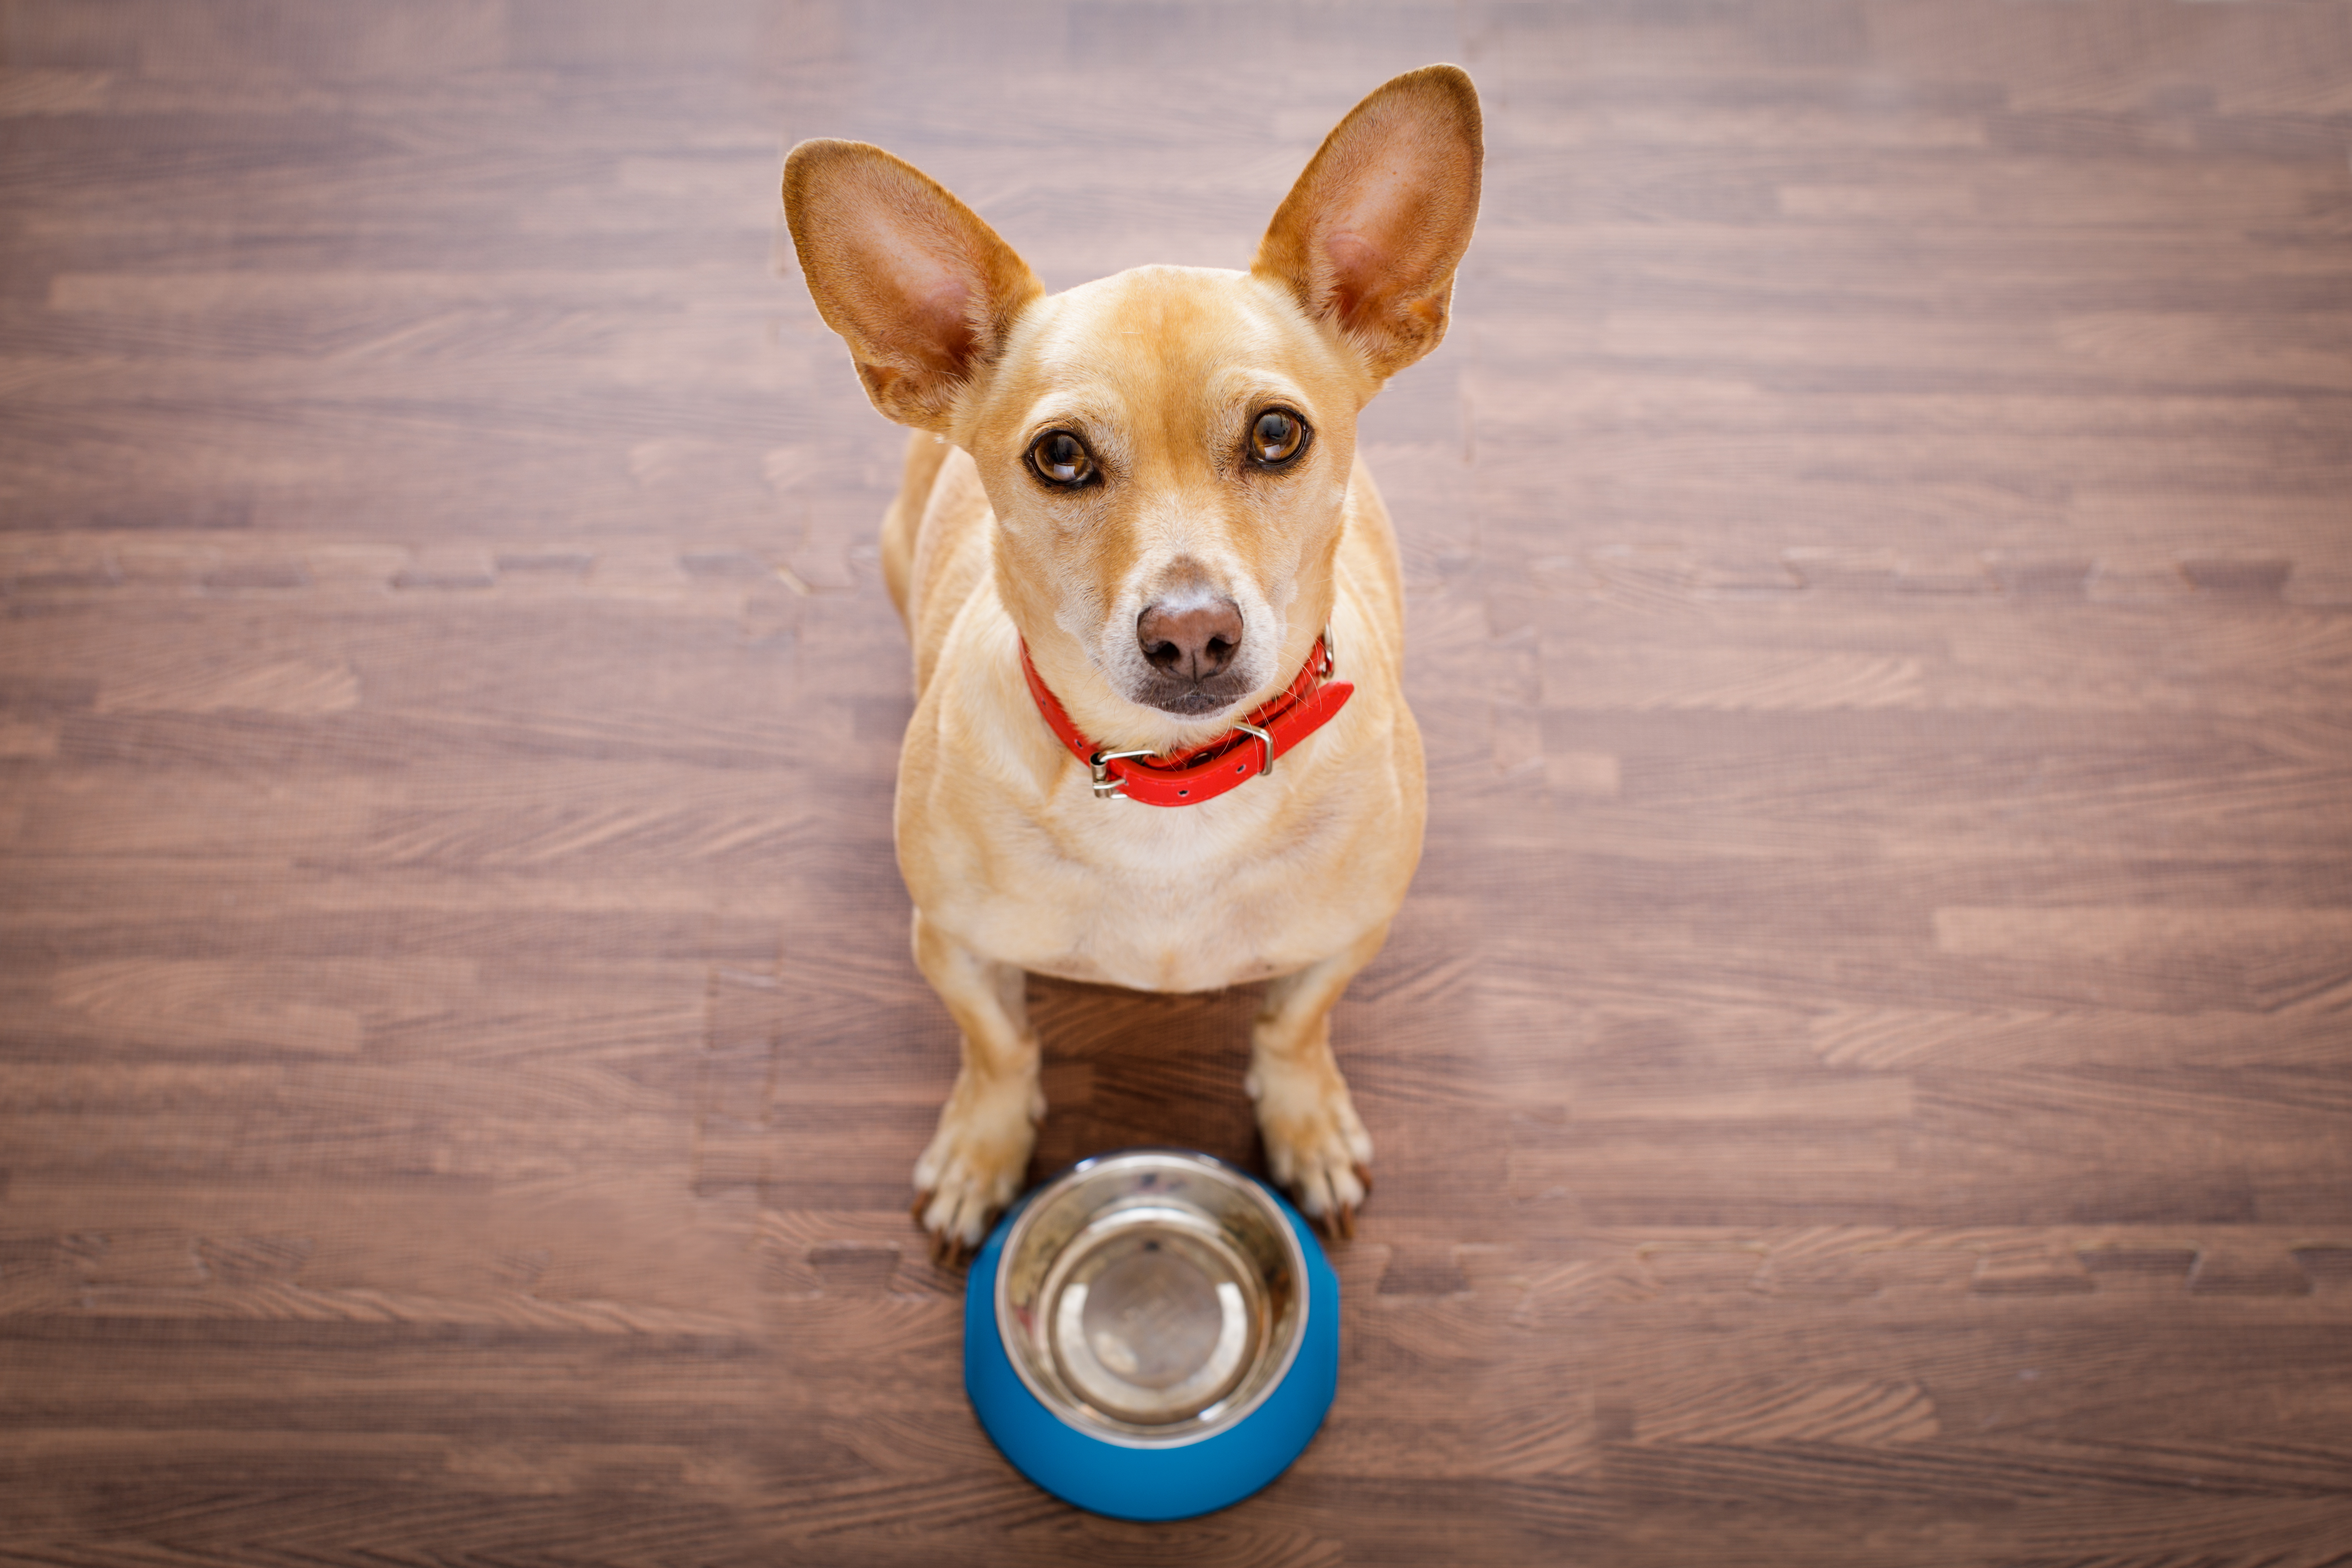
963;1148;1340;1519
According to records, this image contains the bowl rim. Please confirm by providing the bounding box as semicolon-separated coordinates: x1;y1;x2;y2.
992;1147;1311;1450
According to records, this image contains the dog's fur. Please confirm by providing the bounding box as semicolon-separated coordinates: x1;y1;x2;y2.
782;66;1482;1253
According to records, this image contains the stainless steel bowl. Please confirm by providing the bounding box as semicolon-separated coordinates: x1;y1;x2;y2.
994;1150;1309;1447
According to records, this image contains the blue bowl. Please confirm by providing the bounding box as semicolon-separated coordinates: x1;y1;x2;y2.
964;1149;1340;1521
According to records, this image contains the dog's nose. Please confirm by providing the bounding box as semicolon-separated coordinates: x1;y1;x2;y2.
1137;598;1244;682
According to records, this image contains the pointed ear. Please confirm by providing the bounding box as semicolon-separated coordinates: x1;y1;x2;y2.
783;140;1045;433
1253;65;1483;382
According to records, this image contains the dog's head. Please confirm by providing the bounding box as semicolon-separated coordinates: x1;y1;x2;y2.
784;66;1481;729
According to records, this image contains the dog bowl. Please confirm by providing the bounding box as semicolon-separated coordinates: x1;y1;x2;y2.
963;1149;1339;1520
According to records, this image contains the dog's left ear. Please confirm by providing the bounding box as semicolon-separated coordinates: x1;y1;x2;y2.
1254;65;1483;382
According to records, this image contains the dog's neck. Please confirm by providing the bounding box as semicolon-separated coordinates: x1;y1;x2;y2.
1018;632;1352;807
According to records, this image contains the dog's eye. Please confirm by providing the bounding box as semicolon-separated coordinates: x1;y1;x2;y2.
1028;430;1095;487
1249;409;1307;467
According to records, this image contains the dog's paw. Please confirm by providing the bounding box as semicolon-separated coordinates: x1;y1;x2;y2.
911;1073;1042;1263
1247;1061;1375;1240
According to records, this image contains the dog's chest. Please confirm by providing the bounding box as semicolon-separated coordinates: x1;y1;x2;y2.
951;784;1375;993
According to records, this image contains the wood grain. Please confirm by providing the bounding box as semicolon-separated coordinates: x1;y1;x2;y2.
3;0;2350;1562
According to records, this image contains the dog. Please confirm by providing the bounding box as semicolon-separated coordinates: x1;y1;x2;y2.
782;65;1482;1257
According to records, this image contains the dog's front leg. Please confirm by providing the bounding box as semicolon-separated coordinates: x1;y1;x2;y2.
1249;924;1386;1239
909;910;1043;1260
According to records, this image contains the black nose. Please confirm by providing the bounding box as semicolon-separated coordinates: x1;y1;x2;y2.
1137;598;1244;682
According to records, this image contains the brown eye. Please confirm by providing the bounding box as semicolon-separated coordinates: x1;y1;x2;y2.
1029;430;1095;487
1249;409;1307;467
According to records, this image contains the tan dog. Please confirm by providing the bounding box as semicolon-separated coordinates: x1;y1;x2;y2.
782;65;1481;1255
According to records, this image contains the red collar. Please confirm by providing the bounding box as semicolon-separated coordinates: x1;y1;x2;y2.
1018;633;1355;807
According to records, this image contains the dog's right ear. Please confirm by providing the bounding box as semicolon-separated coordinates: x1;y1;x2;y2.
783;141;1045;433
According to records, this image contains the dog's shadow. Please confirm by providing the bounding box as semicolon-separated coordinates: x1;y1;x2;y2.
1025;977;1268;1185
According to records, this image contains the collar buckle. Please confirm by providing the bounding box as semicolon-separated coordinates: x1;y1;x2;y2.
1088;747;1157;800
1230;721;1275;779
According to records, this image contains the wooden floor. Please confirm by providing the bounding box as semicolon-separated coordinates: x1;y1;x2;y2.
4;2;2351;1563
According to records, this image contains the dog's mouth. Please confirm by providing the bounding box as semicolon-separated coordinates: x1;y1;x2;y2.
1131;668;1256;718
